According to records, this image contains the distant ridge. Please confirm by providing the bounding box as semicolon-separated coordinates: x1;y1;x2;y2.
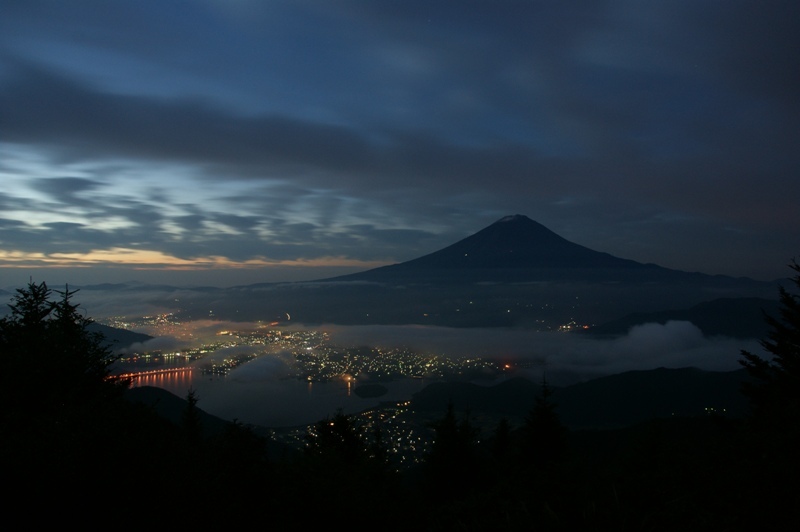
581;297;780;339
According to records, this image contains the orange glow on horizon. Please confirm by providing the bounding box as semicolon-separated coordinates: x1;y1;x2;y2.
0;248;390;271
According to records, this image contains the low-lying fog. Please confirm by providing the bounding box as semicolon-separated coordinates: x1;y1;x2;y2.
125;320;761;386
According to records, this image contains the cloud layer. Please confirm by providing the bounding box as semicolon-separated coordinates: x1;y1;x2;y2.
1;1;798;286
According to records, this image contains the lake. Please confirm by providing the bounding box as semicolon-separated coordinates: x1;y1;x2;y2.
128;367;438;428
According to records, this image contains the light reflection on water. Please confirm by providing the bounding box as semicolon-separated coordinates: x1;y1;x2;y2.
129;368;435;428
130;369;194;394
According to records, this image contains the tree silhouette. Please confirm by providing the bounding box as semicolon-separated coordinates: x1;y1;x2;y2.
491;417;512;463
422;400;483;499
737;259;800;527
304;407;366;465
0;280;279;519
181;387;203;447
0;281;137;498
740;259;800;429
523;375;569;466
0;281;128;425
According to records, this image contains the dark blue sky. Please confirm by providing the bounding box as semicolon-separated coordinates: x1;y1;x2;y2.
1;1;798;287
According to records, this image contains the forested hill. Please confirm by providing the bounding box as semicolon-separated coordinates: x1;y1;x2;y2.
87;322;152;351
398;367;753;431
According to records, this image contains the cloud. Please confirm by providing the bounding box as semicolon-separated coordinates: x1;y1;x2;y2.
615;320;705;357
117;335;188;355
0;2;798;284
321;322;760;385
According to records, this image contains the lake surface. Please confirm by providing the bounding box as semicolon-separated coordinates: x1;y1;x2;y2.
129;367;438;428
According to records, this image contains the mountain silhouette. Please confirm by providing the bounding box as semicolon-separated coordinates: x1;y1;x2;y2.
381;214;641;270
321;214;731;285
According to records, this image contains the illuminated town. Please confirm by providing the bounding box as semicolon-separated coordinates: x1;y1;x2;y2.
105;313;506;381
101;313;525;470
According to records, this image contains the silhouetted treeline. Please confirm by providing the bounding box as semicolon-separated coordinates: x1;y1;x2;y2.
2;269;799;529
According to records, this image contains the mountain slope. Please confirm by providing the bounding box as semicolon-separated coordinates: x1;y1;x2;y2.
87;322;153;351
321;214;748;285
408;367;754;431
388;214;642;270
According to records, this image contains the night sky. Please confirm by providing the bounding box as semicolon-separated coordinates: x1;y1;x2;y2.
2;1;798;288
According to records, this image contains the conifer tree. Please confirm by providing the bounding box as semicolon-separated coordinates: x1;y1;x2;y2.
491;417;512;463
737;259;800;527
423;400;481;494
181;387;204;447
0;281;133;496
740;258;800;430
524;376;568;466
0;280;127;424
304;408;366;464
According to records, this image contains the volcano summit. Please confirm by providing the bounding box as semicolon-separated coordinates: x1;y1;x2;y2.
322;214;747;285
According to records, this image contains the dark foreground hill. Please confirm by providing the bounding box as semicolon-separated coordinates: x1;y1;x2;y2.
124;385;230;436
403;367;753;431
119;363;794;530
